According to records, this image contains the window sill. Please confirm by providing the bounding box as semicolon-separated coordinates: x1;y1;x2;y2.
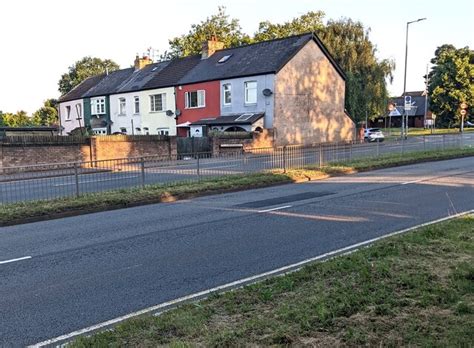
185;106;206;110
64;119;72;122
244;103;257;106
133;113;140;116
149;111;165;113
117;114;127;117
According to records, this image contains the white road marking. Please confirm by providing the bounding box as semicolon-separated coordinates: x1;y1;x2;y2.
401;178;426;185
0;256;32;265
257;205;292;213
53;175;139;187
29;209;474;348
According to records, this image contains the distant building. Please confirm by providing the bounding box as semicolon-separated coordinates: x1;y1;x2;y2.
0;126;59;137
371;91;431;128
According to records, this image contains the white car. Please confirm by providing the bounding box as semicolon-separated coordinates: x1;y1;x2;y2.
364;128;385;142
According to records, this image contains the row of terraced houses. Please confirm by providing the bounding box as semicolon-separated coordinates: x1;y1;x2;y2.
58;33;355;146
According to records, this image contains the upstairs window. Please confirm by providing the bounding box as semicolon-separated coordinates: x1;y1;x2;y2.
150;93;166;112
118;98;126;115
185;90;205;108
65;106;71;120
134;96;140;114
223;84;232;106
91;97;106;115
244;81;257;104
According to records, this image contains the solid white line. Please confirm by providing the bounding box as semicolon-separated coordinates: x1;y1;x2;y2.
30;209;474;348
257;205;292;213
0;256;32;265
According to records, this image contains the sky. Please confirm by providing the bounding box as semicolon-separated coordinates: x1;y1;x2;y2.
0;0;472;114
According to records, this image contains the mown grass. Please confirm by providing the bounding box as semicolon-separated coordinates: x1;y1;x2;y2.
282;147;474;181
71;215;474;347
384;127;474;137
2;147;473;226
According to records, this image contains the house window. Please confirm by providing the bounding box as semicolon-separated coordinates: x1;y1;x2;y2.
185;90;205;108
244;81;257;104
157;128;169;135
150;93;166;112
223;84;232;106
120;127;127;134
134;96;140;114
91;97;106;114
118;98;126;115
143;127;149;135
65;106;71;120
135;127;141;134
75;103;82;119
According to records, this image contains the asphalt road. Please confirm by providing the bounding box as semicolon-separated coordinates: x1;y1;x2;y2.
1;133;473;203
1;157;473;346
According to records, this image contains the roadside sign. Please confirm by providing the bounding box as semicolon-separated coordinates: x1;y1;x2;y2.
460;102;468;109
404;96;412;111
460;109;467;116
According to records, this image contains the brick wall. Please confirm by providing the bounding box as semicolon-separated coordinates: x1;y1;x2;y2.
211;130;274;155
0;135;177;172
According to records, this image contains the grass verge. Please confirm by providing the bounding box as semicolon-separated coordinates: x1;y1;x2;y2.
71;214;474;347
2;147;474;226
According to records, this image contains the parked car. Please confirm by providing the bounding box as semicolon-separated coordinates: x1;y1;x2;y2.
364;128;385;142
465;121;474;127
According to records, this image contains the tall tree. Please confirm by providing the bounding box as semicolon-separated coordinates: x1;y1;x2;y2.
166;6;251;58
428;45;474;127
58;57;119;95
1;111;34;127
32;98;59;126
319;19;394;123
254;11;325;41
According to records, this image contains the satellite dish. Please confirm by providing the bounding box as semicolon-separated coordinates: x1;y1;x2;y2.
262;88;273;97
166;110;174;117
175;109;182;117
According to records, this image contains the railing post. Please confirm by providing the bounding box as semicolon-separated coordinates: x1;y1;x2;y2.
401;137;405;154
423;135;426;151
197;155;201;180
319;144;323;168
442;134;445;150
349;142;353;161
74;163;80;197
283;146;287;173
140;157;145;188
376;140;380;157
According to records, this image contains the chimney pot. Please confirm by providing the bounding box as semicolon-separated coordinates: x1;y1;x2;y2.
201;38;224;60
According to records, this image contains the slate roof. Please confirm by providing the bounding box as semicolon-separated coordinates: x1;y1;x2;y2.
116;61;170;93
178;33;345;85
58;74;106;103
191;112;264;125
142;55;202;90
83;68;135;98
391;91;429;117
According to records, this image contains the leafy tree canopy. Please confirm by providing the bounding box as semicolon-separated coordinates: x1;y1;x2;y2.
428;44;474;127
166;6;251;59
58;57;119;95
32;98;59;126
0;111;34;127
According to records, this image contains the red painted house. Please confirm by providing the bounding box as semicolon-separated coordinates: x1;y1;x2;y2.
175;81;221;137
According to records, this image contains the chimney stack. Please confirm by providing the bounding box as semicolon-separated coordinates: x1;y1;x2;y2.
134;54;153;70
201;36;224;59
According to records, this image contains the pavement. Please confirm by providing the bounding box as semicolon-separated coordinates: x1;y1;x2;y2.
1;133;473;204
0;157;473;346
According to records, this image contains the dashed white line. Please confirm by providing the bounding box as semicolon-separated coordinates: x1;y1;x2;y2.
0;256;32;265
257;205;292;213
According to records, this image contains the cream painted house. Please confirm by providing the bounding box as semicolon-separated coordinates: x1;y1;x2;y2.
109;55;201;135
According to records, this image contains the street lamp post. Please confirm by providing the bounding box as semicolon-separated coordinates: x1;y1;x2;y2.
402;17;426;139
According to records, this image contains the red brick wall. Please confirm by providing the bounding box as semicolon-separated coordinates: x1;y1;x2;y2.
0;136;178;172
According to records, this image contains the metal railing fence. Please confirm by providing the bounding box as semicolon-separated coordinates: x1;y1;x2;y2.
1;133;472;204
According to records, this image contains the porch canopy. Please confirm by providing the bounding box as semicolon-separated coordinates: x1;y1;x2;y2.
190;112;264;132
